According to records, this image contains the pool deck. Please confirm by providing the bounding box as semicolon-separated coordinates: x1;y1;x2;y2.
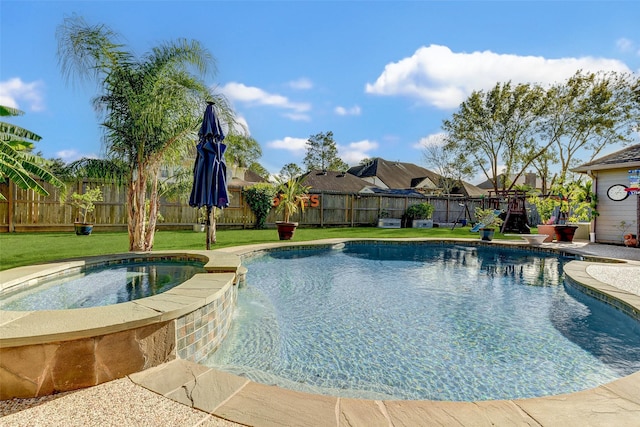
2;239;640;426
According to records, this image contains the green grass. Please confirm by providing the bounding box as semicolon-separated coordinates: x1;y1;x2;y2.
0;226;517;271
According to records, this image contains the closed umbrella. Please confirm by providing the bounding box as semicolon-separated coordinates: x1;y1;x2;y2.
189;102;228;249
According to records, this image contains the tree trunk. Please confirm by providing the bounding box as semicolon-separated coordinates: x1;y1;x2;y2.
128;169;148;252
143;171;160;251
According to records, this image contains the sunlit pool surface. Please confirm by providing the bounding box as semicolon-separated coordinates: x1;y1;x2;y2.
205;242;640;401
0;260;206;310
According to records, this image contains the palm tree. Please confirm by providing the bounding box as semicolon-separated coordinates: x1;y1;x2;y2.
0;105;65;200
56;15;235;251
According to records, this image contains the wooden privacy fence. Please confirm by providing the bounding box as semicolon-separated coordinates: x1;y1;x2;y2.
0;180;497;232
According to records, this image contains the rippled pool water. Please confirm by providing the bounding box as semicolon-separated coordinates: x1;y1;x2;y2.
0;260;206;310
205;242;640;401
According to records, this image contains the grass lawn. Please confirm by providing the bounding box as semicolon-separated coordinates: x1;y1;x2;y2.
0;226;519;271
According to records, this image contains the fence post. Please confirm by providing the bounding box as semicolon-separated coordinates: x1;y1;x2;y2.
8;180;14;232
350;194;355;227
320;191;324;227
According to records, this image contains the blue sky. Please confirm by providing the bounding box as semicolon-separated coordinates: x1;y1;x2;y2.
2;1;639;183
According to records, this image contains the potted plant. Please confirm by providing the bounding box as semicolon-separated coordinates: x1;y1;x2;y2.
405;202;434;228
193;208;207;232
70;186;103;235
527;192;559;242
474;207;504;241
377;209;401;228
566;180;598;241
274;177;310;240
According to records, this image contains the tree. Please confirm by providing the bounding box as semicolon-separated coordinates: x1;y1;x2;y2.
57;15;234;251
224;133;262;169
248;162;269;180
0;105;65;200
442;82;546;193
421;134;473;195
540;70;638;182
303;131;349;172
279;162;303;180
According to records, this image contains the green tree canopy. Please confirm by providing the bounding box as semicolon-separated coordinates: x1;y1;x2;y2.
422;134;474;196
442;81;546;193
57;14;235;251
279;162;303;180
303;131;349;172
442;70;639;191
224;134;263;168
540;70;638;182
248;162;269;180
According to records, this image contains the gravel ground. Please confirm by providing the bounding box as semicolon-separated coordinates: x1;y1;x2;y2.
0;378;241;427
586;264;640;296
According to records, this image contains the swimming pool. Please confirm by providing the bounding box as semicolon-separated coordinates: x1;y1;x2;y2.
0;259;206;310
205;242;640;401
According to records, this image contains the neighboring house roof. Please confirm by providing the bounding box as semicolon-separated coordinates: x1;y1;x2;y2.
362;187;426;197
460;181;488;198
348;158;442;190
476;173;543;190
301;170;375;193
348;157;486;197
573;144;640;172
243;169;268;183
227;167;268;188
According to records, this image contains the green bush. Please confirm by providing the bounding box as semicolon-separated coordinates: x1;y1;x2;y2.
243;183;276;229
405;202;434;220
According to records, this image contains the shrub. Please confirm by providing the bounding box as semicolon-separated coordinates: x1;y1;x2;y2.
474;207;504;229
243;183;277;229
405;203;434;220
70;186;103;223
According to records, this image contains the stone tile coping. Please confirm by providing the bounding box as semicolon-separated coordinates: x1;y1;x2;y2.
126;238;640;426
0;251;241;348
130;359;640;427
505;234;550;245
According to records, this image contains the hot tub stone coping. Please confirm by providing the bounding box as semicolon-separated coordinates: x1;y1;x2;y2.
0;250;241;348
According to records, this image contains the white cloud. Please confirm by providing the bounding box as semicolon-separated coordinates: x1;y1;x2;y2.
55;149;98;162
365;44;632;109
221;82;311;117
616;37;634;52
413;132;447;150
288;78;313;90
0;77;45;112
267;136;309;153
282;112;311;122
334;105;361;116
338;139;378;165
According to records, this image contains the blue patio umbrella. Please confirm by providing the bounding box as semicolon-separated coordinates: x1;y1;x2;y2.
189;102;228;249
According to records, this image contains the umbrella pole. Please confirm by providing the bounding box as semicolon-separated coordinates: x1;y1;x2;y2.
206;206;212;250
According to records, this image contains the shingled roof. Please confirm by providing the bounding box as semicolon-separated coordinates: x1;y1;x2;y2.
300;170;375;193
573;144;640;172
348;157;486;197
348;158;440;189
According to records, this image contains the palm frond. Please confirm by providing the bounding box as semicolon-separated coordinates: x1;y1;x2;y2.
0;105;24;117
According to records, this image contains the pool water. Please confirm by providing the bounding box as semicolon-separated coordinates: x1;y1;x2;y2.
0;260;206;310
205;243;640;401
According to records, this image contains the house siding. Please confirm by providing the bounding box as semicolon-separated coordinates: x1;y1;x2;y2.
593;169;638;244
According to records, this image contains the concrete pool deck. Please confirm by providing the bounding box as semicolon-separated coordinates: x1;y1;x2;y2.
2;239;640;426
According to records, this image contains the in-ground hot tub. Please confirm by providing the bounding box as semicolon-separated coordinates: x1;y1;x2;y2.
0;251;243;400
